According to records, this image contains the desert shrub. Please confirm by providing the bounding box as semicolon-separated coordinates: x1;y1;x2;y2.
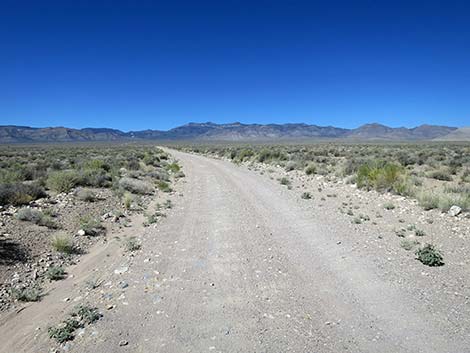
342;157;368;176
415;229;426;237
118;177;153;195
11;287;42;302
417;192;440;210
279;177;290;186
400;239;419;251
0;183;46;206
257;148;274;163
79;216;103;236
145;212;159;225
15;208;44;223
143;152;160;166
352;216;362;224
236;149;254;162
444;184;470;195
46;266;67;281
126;158;141;170
228;149;237;160
428;169;453;181
257;149;287;163
71;304;101;325
156;180;172;192
305;163;317;175
0;169;26;184
392;178;416;197
175;171;185;178
51;233;74;254
462;169;470;183
417;191;470;212
150;170;170;181
15;207;56;228
396;152;418;166
301;192;312;199
48;318;80;343
47;170;80;193
166;162;181;173
122;192;133;209
124;237;141;252
48;305;100;343
285;161;302;171
80;168;110;187
416;244;444;266
83;159;110;171
75;188;96;202
356;161;403;192
438;194;470;212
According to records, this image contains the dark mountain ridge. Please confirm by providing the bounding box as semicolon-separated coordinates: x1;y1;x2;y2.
0;122;464;143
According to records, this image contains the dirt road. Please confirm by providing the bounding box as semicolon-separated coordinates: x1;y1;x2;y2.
1;150;468;352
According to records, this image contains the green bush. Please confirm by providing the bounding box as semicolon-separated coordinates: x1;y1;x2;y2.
124;236;141;252
357;161;403;192
438;194;470;212
47;170;80;193
166;162;181;173
257;149;287;163
416;244;444;266
80;168;110;187
0;183;46;206
428;169;452;181
415;229;426;237
51;233;74;253
285;161;301;171
79;216;103;236
46;266;67;281
83;159;109;171
15;207;56;228
417;192;470;212
156;180;172;192
122;192;134;209
236;149;254;162
15;208;44;223
71;304;101;325
118;177;153;195
75;188;96;202
400;239;419;251
11;287;42;302
417;192;440;210
305;163;317;175
48;305;100;343
279;177;290;186
48;318;80;343
0;169;26;184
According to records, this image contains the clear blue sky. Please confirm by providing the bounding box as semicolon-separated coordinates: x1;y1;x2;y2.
1;0;469;131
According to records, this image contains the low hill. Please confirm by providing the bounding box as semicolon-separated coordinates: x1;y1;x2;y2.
435;127;470;141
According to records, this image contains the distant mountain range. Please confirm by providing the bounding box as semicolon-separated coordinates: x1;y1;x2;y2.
0;122;468;143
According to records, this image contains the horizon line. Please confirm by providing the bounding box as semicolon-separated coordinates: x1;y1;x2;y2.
1;121;466;133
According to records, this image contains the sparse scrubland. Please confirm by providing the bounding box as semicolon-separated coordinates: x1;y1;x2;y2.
2;143;470;352
178;143;470;213
176;142;470;269
0;144;182;312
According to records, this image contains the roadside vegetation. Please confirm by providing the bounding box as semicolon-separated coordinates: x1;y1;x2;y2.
48;304;101;343
0;144;182;311
177;143;470;213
